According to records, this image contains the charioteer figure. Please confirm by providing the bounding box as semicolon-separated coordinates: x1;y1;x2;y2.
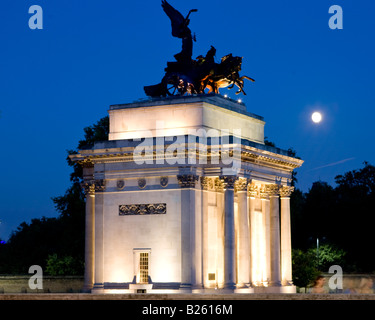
144;1;255;98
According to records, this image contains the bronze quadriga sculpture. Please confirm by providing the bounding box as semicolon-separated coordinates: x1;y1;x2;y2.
144;0;255;98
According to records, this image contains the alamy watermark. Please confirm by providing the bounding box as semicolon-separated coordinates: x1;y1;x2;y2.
27;5;343;31
329;5;343;30
328;265;343;291
28;265;43;290
28;5;43;30
132;123;242;175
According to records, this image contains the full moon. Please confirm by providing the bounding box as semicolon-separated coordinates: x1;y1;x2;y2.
311;112;322;123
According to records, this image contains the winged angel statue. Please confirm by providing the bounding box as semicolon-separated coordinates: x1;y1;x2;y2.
144;0;255;97
161;0;197;62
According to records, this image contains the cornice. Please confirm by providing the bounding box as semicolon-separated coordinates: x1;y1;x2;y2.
69;137;304;174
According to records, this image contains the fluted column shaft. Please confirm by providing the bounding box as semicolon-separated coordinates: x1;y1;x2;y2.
235;178;250;287
220;175;237;290
248;184;258;285
269;185;281;286
280;186;294;285
201;177;210;288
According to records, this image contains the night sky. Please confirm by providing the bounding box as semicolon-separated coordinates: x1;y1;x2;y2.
1;0;374;240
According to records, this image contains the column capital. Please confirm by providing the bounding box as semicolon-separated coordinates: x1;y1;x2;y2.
219;175;238;190
265;184;281;197
81;179;106;195
214;177;224;193
81;181;96;196
200;176;214;191
248;183;259;197
177;174;198;188
234;177;249;192
259;185;270;200
95;179;106;192
279;186;295;198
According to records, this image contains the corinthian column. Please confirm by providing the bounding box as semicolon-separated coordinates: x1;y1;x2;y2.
248;183;259;286
267;184;281;287
260;186;271;285
220;175;238;290
215;178;225;288
235;178;250;288
200;177;210;288
280;186;294;286
81;178;105;292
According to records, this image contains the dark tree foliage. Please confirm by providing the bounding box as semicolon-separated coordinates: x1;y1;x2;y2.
292;248;320;290
332;162;375;272
291;162;375;273
0;116;109;275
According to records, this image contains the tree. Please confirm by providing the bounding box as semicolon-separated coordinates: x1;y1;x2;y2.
332;162;375;272
304;181;337;241
290;162;375;272
0;116;109;275
46;254;83;276
292;249;320;292
0;217;62;274
335;161;375;193
309;243;347;272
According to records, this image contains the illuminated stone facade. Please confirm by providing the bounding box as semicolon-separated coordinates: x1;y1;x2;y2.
70;94;303;293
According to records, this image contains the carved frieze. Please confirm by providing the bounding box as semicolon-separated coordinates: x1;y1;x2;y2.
119;203;167;216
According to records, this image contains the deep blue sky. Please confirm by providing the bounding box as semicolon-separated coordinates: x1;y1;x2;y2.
1;0;374;240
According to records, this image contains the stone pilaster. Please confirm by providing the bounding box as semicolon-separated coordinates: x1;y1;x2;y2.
178;174;199;291
81;180;95;292
93;179;105;290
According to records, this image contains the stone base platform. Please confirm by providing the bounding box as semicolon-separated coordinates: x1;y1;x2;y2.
1;293;375;300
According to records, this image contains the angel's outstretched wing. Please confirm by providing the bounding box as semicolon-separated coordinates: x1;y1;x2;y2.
161;0;185;38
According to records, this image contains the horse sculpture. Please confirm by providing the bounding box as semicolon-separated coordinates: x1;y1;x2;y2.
143;1;255;98
200;53;255;95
